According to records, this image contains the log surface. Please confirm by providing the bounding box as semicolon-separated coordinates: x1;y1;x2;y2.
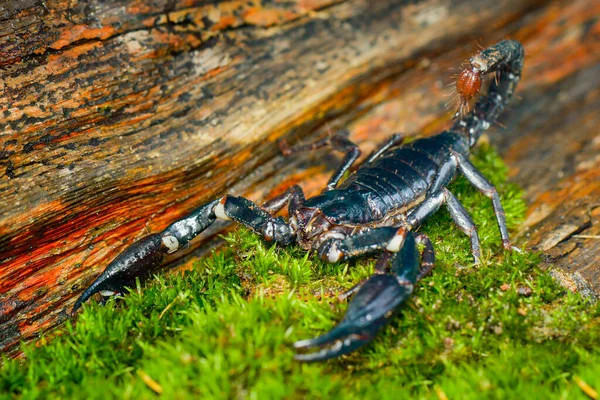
1;0;598;356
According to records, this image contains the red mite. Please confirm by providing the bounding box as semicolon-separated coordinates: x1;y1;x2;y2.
455;66;482;112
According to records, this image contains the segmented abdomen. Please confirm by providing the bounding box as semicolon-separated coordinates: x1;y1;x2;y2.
333;131;469;223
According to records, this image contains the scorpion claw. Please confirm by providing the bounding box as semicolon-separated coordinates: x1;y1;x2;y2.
71;234;166;315
294;274;414;362
293;332;373;362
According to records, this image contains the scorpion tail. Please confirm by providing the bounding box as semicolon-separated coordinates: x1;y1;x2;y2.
294;234;420;362
71;234;165;315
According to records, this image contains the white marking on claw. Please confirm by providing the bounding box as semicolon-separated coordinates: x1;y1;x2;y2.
294;339;311;349
162;235;180;254
395;278;414;291
100;290;116;297
214;201;230;220
386;232;405;252
328;242;343;263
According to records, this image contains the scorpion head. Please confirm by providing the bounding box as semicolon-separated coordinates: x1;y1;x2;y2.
292;207;333;248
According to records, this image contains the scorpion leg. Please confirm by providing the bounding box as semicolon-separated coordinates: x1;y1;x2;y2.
365;134;404;164
260;184;305;214
407;153;484;263
426;150;515;254
453;153;515;251
406;188;482;263
443;190;482;263
324;133;361;190
280;130;360;191
72;195;297;314
415;233;435;280
295;231;431;362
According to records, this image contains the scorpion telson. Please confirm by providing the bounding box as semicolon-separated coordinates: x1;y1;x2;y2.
72;40;525;362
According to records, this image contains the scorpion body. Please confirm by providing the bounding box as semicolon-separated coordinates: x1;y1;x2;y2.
73;40;524;362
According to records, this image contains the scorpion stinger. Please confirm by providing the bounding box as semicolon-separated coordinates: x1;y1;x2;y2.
73;40;524;362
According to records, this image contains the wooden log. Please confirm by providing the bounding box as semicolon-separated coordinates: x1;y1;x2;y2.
1;0;593;357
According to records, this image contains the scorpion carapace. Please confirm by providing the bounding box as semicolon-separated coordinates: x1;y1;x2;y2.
72;40;524;362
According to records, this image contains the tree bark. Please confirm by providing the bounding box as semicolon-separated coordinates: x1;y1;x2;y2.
2;0;597;357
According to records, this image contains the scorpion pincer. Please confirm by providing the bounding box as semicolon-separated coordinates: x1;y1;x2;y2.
72;40;525;362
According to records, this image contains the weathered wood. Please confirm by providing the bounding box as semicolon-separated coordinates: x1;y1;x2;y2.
2;0;595;357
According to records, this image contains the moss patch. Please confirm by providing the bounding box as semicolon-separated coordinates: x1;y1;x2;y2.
2;145;599;399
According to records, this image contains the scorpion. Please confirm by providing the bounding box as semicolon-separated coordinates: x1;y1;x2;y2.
72;40;524;362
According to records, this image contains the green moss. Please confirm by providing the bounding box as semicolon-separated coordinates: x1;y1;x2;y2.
2;144;599;399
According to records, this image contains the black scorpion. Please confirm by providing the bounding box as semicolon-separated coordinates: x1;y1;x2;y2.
72;40;524;361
